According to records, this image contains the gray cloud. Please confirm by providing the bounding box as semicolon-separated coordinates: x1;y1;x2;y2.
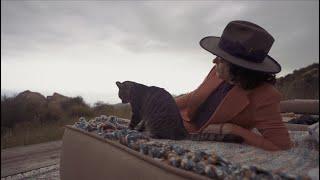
1;0;319;103
2;1;318;58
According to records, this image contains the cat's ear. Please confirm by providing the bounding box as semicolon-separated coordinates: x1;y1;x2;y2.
116;81;122;88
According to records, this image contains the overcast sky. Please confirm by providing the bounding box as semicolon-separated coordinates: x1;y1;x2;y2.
1;0;319;105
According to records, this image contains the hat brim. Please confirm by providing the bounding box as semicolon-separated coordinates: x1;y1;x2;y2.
200;36;281;73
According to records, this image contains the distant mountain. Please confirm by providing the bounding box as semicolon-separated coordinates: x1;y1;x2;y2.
1;90;94;127
47;92;69;102
15;90;47;104
12;90;71;106
276;63;319;100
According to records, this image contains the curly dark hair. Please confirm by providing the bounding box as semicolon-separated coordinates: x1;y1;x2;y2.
228;63;277;90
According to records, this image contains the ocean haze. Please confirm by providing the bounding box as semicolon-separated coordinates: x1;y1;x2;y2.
2;1;319;104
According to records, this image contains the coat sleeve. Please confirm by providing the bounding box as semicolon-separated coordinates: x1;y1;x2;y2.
175;92;193;110
252;91;293;150
232;88;292;151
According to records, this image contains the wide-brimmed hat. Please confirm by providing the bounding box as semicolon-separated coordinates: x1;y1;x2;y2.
200;20;281;73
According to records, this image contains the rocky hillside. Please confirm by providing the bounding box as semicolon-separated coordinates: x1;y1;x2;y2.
1;91;132;130
16;90;47;103
276;63;319;100
1;91;93;129
15;91;70;104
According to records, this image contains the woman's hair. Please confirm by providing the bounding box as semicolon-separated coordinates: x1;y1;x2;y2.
228;63;277;90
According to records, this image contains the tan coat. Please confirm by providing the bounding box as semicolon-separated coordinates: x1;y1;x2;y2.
175;66;292;150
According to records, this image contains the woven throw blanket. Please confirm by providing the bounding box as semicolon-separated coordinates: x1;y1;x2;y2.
156;130;319;177
75;115;318;177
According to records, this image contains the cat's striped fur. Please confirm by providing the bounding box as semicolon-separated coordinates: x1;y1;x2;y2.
116;81;243;143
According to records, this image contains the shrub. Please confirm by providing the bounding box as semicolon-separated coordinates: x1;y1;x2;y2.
69;105;94;117
1;95;47;130
61;96;86;109
92;101;115;116
60;96;94;117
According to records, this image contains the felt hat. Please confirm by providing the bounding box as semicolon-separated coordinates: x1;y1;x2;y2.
200;20;281;73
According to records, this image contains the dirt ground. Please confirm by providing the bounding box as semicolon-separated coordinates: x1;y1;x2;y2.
1;140;62;178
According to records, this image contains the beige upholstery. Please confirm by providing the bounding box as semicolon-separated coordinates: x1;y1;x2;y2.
280;99;319;114
280;99;319;131
60;126;210;180
60;99;319;179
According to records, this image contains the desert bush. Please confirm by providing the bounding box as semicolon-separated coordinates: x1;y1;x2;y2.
92;101;132;119
1;95;47;130
68;105;94;117
61;96;85;109
112;104;132;119
60;96;94;117
44;105;64;121
92;101;115;116
1;95;17;132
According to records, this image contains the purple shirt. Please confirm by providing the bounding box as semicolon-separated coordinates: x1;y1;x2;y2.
192;81;234;128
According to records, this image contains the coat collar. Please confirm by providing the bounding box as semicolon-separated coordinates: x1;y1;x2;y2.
187;67;223;118
187;66;250;131
199;85;250;132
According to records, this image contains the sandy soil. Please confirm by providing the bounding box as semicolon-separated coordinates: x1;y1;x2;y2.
1;140;62;178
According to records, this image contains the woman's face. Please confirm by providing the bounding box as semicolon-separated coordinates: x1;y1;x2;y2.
213;57;232;82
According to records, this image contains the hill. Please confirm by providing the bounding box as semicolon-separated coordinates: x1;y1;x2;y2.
1;91;93;129
276;63;319;100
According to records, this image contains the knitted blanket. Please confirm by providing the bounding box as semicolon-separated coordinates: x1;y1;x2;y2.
75;115;318;178
156;130;319;177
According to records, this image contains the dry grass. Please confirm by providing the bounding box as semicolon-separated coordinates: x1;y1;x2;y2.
0;104;132;149
1;87;131;149
1;118;78;149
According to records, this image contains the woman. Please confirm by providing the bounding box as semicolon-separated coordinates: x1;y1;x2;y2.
175;20;292;151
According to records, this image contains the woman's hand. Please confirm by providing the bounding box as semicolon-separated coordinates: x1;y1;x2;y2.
202;123;235;134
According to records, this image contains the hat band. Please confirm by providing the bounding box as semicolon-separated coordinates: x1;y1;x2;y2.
218;38;267;63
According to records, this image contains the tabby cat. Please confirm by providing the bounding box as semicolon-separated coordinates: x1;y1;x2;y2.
116;81;243;142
